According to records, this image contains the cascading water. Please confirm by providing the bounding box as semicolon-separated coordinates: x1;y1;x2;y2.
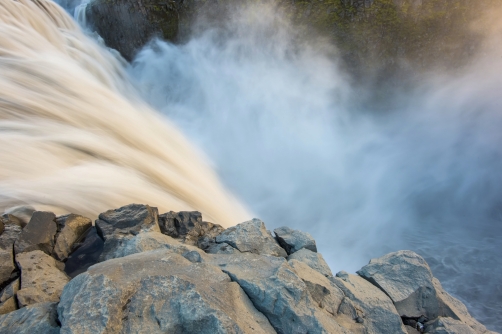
1;0;501;331
0;0;250;226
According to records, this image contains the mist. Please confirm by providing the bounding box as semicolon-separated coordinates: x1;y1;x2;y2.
129;5;502;330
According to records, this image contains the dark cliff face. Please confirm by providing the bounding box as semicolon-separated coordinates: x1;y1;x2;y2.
87;0;180;61
87;0;498;80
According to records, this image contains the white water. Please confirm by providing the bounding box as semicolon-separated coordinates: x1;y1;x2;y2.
0;0;249;226
1;0;501;331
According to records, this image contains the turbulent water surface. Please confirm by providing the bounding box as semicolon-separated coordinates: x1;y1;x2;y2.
2;0;502;331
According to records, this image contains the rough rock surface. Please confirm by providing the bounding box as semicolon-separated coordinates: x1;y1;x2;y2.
14;211;57;255
159;211;224;247
332;271;408;333
0;302;60;334
0;220;3;236
287;248;333;277
209;252;348;334
16;250;69;307
0;279;19;315
0;222;21;287
357;250;492;333
96;204;160;240
58;249;275;333
274;226;317;254
53;214;92;261
215;218;287;257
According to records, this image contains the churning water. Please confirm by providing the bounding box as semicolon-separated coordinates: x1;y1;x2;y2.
2;0;502;331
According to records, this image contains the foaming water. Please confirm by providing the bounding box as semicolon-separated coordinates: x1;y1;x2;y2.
130;6;502;330
0;0;250;226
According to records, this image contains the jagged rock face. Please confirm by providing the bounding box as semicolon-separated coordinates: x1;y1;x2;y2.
274;226;317;254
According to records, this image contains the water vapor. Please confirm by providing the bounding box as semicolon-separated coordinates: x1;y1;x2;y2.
130;4;502;329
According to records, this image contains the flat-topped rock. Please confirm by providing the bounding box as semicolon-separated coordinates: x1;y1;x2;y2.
215;218;287;257
274;226;317;254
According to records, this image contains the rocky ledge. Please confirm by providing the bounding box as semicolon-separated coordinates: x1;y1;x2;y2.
0;204;495;333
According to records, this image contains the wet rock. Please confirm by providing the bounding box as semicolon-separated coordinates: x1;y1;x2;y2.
209;252;348;334
274;226;317;254
14;211;57;255
0;302;60;334
215;218;287;257
16;250;69;307
58;249;275;333
53;214;92;262
64;227;103;278
95;204;160;240
289;259;344;316
0;279;19;315
287;248;332;277
0;223;22;287
332;271;407;334
425;317;477;334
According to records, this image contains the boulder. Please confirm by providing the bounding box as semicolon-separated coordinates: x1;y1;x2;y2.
432;278;494;333
209;252;348;334
0;302;60;334
63;227;103;278
332;271;407;334
0;279;19;315
287;248;333;277
0;222;22;287
96;204;160;240
215;219;287;257
58;249;275;333
14;211;57;255
16;250;69;307
288;259;344;316
274;226;317;254
53;214;92;261
425;317;477;334
356;250;492;332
